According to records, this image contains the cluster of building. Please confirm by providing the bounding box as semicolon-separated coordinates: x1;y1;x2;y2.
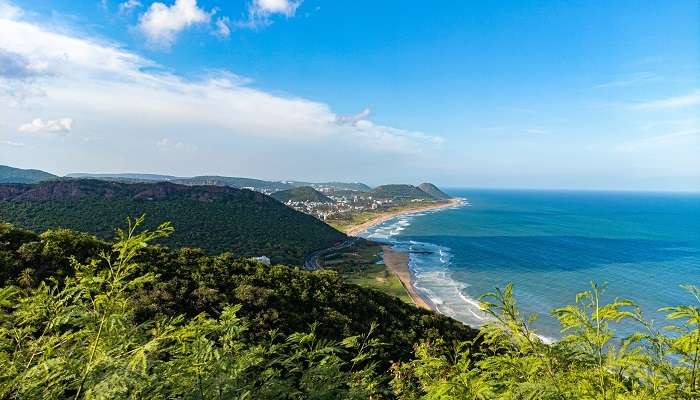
282;194;394;221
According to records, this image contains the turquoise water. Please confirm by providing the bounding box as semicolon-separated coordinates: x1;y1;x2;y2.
361;189;700;340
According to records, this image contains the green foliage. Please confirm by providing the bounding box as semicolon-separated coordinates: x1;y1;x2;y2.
0;219;476;381
0;179;346;264
0;217;387;399
3;216;699;399
272;186;334;204
392;282;700;399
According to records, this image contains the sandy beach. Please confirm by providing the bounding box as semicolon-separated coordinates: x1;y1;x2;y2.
346;198;463;237
381;245;433;310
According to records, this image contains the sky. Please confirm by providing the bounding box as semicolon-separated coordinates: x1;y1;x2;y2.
0;0;698;190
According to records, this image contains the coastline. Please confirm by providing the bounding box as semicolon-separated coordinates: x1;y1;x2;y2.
345;198;463;237
381;245;433;310
343;197;463;313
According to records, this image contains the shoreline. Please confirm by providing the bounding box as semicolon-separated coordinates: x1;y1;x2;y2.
381;245;433;310
345;198;463;237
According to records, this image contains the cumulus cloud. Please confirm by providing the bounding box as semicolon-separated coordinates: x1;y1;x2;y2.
138;0;211;48
118;0;142;14
2;140;25;147
240;0;303;28
18;118;73;135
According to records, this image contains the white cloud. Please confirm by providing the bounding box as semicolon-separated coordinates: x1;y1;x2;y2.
632;90;700;110
138;0;211;48
240;0;303;28
18;118;73;135
336;108;371;125
0;6;441;175
2;140;24;147
595;72;658;89
0;1;21;19
214;16;230;38
118;0;142;14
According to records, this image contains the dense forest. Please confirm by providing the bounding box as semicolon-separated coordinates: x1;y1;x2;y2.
0;180;345;265
0;218;698;398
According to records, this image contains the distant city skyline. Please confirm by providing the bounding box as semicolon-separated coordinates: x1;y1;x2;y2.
1;0;698;191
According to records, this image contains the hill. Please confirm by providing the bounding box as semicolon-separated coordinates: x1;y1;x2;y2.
418;182;452;199
66;172;180;181
0;165;57;184
272;186;334;203
172;176;294;191
0;221;476;390
371;184;434;200
0;179;345;264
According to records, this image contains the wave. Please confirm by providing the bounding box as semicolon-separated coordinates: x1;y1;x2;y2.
406;242;491;326
362;200;499;328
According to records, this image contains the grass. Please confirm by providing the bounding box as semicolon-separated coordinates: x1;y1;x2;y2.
343;264;413;304
319;241;413;304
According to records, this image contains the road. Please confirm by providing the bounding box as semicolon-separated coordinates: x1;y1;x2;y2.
304;237;359;270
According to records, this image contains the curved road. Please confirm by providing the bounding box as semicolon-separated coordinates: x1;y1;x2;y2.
304;237;359;270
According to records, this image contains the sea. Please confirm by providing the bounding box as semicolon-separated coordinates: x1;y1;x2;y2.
360;189;700;340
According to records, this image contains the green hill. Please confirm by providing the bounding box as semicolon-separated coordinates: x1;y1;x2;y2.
418;182;452;199
272;186;334;203
371;184;434;200
0;220;476;384
0;179;345;264
173;176;294;191
65;172;180;181
0;165;57;184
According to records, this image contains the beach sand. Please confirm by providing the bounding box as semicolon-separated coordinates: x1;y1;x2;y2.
345;198;462;237
381;245;433;310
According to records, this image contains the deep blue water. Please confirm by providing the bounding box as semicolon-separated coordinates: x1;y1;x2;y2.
361;189;700;340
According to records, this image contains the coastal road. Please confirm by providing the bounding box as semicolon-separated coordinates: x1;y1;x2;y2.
304;237;360;270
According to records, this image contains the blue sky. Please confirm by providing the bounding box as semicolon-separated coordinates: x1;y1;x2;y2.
0;0;698;190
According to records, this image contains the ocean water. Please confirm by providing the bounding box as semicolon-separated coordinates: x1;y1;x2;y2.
361;189;700;340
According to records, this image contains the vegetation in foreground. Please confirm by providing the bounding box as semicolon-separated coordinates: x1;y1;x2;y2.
0;218;698;399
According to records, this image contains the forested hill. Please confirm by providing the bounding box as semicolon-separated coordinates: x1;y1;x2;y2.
371;184;436;200
0;165;57;184
272;186;334;203
418;182;452;199
0;179;345;264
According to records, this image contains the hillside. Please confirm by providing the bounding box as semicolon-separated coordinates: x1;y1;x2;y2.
0;179;345;264
66;172;180;181
418;182;452;199
172;175;294;191
0;221;477;391
0;165;57;184
371;184;435;200
272;186;334;203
